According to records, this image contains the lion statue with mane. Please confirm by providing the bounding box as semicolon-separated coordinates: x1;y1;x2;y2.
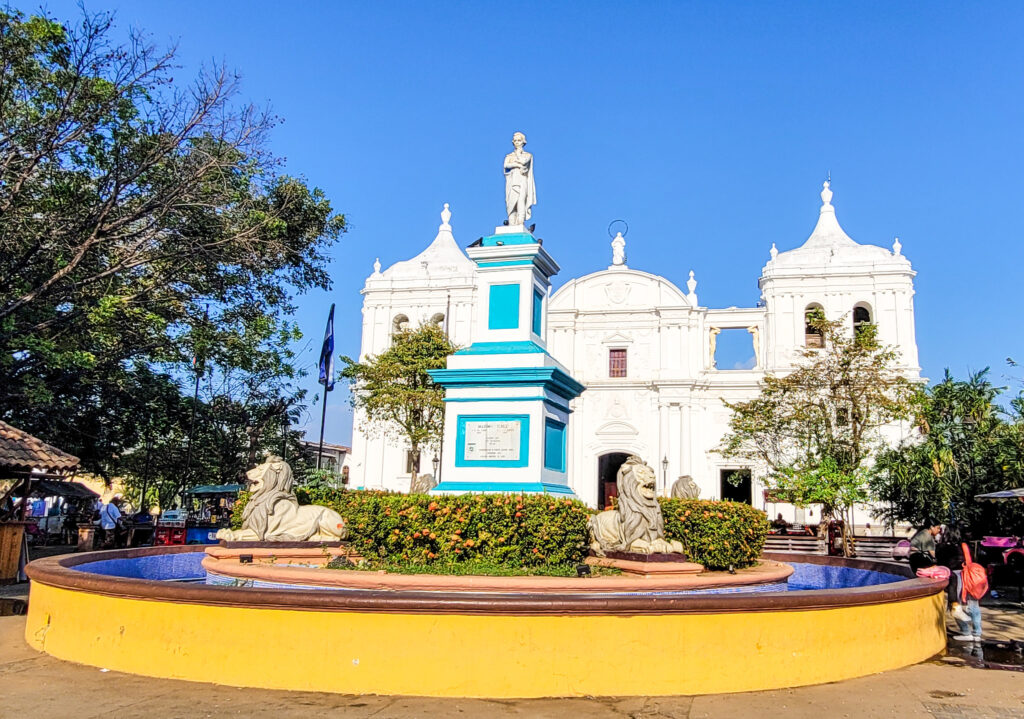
216;456;348;542
589;455;684;556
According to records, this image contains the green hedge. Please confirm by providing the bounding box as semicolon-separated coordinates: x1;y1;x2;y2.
300;488;592;567
231;489;768;571
661;498;769;570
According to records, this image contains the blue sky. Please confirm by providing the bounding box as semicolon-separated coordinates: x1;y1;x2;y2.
37;1;1024;443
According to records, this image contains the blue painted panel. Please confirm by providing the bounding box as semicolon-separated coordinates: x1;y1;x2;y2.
488;283;520;330
532;289;543;336
480;232;537;247
543;418;566;473
455;341;545;355
454;413;530;468
431;481;575;496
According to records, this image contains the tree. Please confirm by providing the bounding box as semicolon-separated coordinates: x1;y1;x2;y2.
341;324;456;486
0;8;344;477
717;311;916;554
870;369;1024;537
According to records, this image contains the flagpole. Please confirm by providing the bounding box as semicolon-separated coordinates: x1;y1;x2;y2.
316;303;336;471
317;383;328;470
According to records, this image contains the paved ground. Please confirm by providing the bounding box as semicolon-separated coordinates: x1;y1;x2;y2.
1;610;1021;719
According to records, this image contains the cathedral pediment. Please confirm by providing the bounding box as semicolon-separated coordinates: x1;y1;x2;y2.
595;421;639;436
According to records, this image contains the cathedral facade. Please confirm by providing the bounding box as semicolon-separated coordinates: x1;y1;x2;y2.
348;184;920;516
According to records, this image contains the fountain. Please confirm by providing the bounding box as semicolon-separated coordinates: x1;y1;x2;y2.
23;457;947;698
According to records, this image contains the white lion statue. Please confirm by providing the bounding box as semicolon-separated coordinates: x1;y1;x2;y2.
670;474;700;500
216;456;348;543
589;455;684;556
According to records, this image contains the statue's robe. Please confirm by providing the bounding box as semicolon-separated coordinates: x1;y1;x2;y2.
503;151;536;222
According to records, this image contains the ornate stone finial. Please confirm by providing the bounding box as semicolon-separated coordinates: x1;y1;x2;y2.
440;202;452;230
769;242;778;260
372;257;381;275
686;270;698;307
611;231;626;266
892;236;902;256
821;180;833;208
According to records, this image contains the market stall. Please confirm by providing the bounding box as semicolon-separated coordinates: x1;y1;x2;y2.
0;421;81;582
155;484;241;545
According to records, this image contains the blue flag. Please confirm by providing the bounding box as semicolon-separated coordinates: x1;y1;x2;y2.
318;304;335;391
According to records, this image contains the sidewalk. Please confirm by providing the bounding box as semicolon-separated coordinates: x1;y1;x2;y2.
2;612;1021;719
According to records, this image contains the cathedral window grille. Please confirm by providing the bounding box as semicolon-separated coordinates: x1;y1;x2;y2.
609;349;627;378
804;305;824;348
852;304;872;338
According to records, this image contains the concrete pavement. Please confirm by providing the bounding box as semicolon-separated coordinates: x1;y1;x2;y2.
2;613;1022;719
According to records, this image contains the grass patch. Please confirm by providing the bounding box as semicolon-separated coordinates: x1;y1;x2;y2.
326;556;620;577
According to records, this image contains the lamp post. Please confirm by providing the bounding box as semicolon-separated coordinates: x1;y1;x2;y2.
432;454;440;479
662;456;669;492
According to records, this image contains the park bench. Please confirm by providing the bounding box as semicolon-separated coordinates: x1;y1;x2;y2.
763;534;825;554
850;535;901;560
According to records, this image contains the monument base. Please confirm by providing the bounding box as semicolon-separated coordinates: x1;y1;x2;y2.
586;552;704;577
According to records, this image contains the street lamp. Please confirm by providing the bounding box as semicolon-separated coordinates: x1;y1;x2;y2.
662;456;669;490
432;454;440;478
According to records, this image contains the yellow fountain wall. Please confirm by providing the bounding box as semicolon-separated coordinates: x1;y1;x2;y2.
25;582;945;698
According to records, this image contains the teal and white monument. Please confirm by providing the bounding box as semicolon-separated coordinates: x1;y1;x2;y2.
428;132;585;495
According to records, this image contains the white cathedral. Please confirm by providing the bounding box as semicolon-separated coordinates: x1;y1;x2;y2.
348;175;920;518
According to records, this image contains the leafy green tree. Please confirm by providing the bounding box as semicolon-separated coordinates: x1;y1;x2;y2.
870;369;1024;537
341;324;456;485
0;8;344;477
717;312;916;554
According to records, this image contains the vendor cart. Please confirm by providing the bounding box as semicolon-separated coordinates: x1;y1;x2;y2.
182;484;242;544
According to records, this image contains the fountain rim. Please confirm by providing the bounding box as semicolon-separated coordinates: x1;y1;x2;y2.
26;545;946;615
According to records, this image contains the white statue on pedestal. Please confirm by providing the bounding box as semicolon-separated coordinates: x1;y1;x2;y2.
611;232;626;266
504;132;536;226
216;456;348;543
589;456;684;556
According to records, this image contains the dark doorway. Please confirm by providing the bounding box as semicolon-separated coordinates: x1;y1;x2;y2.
720;469;752;504
597;452;631;510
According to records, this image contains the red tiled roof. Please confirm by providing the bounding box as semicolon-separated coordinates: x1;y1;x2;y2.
0;421;80;474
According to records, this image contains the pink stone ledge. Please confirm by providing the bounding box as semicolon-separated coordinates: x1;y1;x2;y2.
201;549;794;593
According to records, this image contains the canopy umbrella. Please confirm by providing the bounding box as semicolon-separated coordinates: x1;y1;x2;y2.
184;484;244;496
974;488;1024;501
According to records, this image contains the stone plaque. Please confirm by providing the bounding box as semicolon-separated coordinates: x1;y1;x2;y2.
463;420;521;462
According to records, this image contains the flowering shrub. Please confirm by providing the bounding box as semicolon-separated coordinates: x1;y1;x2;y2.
660;498;769;570
231;488;768;572
299;488;593;568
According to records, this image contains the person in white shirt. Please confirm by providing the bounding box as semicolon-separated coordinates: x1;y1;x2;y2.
99;496;124;548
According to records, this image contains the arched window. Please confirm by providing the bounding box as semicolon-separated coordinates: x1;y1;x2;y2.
392;314;409;333
804;304;824;348
852;304;872;337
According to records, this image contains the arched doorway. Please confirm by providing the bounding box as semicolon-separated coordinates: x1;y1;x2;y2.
597;452;631;510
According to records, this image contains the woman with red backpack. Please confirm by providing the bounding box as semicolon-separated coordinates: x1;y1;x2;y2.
938;526;989;643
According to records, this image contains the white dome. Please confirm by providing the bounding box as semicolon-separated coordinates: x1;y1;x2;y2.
766;182;909;273
376;204;477;280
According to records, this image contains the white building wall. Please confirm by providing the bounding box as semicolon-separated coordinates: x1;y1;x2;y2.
348;188;923;513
